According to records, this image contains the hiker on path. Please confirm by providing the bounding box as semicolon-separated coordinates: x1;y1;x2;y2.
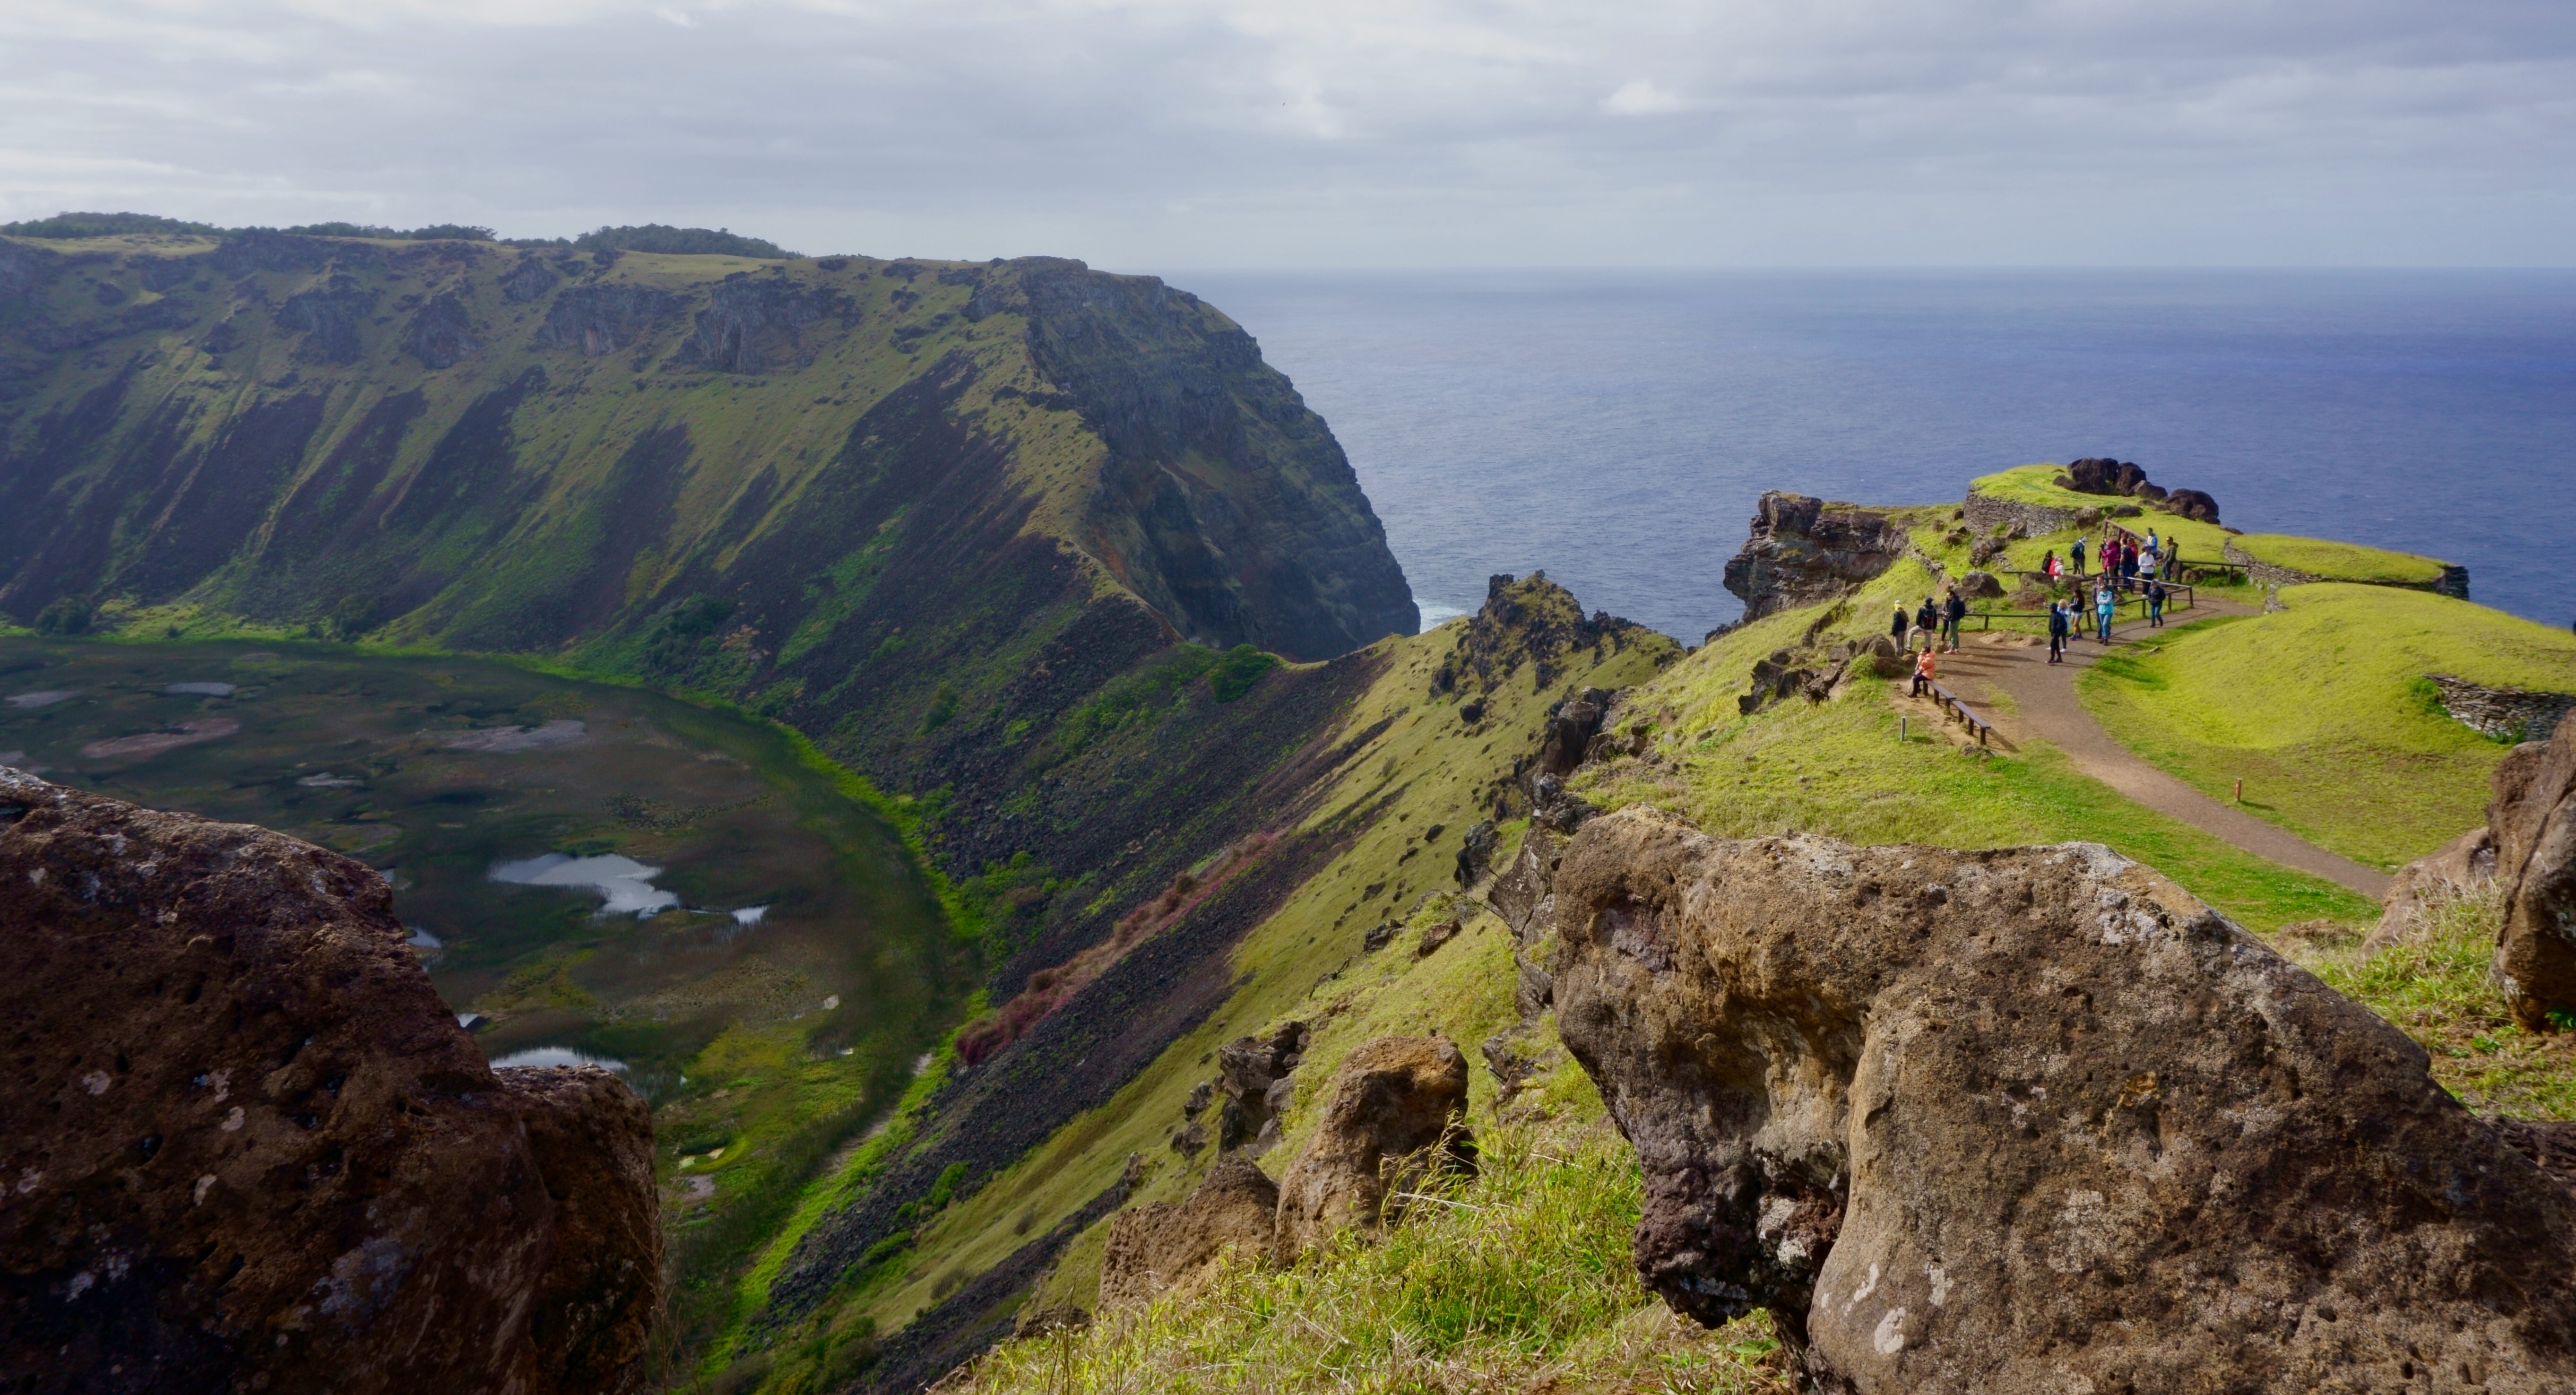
2121;544;2139;583
1911;646;1938;697
2047;599;2070;663
2146;578;2167;628
2146;527;2160;556
2094;582;2117;643
1942;589;1967;652
2043;549;2060;582
1913;596;1938;651
2072;536;2087;575
1891;603;1909;645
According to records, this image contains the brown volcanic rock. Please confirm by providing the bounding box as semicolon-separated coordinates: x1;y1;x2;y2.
1720;492;1905;623
1097;1157;1279;1310
0;769;659;1395
2364;823;2496;953
2495;712;2576;1030
1271;1037;1473;1261
1548;806;2576;1395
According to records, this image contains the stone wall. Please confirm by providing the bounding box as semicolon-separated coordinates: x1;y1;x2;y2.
1962;490;2080;538
2224;540;2470;599
2430;675;2576;742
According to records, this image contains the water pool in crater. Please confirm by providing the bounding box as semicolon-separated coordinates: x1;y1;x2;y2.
0;637;971;1090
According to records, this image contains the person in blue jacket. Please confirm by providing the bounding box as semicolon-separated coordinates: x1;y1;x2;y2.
2094;582;2117;642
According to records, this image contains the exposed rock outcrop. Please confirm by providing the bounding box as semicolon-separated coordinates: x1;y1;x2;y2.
2495;712;2576;1030
2058;457;2221;523
1720;492;1905;622
0;770;661;1395
1216;1021;1309;1154
2364;823;2496;953
402;291;480;369
275;285;376;365
501;255;563;303
1097;1158;1279;1309
1271;1037;1474;1261
1548;805;2576;1394
680;276;845;373
534;283;679;356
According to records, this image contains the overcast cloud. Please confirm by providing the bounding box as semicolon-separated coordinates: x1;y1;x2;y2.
2;0;2570;265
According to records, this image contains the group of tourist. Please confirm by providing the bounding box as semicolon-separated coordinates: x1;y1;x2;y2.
1880;521;2184;692
2039;526;2177;588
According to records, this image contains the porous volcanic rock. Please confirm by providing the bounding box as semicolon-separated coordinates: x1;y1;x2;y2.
1548;805;2576;1395
1720;493;1906;622
2364;824;2496;953
0;769;660;1395
1096;1157;1279;1309
2495;710;2576;1030
1271;1037;1474;1261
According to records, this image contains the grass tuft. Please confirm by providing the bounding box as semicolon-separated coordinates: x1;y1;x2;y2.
2285;884;2576;1120
944;1120;1788;1395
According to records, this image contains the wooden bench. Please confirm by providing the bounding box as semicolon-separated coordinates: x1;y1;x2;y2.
1923;680;1997;745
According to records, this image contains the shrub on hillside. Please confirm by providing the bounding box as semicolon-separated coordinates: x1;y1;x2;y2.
32;597;91;635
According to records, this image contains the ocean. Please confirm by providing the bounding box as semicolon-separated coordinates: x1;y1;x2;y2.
1180;269;2576;641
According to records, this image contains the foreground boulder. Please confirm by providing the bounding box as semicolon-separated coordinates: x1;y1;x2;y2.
1097;1158;1279;1309
1271;1037;1474;1260
1549;806;2576;1394
2495;711;2576;1029
0;770;660;1394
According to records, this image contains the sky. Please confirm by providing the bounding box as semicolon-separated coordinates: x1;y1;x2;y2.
2;0;2571;267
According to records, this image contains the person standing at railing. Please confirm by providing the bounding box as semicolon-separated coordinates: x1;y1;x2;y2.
2094;581;2117;643
2072;535;2087;575
2146;578;2167;628
2048;598;2070;664
2042;549;2060;582
1942;588;1966;653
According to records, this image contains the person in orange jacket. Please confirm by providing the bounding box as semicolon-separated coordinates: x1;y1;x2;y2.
1910;646;1937;697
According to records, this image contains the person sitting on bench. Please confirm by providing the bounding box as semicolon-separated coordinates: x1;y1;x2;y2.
1911;646;1937;697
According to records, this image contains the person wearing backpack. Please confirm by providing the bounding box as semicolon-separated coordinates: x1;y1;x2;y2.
2047;599;2070;663
2072;535;2087;575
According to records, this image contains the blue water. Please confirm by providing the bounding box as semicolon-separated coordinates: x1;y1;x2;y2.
1179;270;2576;640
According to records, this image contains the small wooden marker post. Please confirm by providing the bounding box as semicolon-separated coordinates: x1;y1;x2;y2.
2234;778;2243;803
1900;717;1908;744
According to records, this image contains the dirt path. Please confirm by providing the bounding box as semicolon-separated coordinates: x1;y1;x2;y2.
1925;596;2393;899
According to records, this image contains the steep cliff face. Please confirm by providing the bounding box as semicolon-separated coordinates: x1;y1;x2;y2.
0;768;661;1395
0;230;1419;1075
0;233;1412;663
1719;491;1906;623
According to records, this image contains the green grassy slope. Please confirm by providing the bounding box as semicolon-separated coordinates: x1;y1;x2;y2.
1567;561;2376;932
1968;464;2238;561
2075;583;2576;868
2226;533;2451;585
726;576;1685;1391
